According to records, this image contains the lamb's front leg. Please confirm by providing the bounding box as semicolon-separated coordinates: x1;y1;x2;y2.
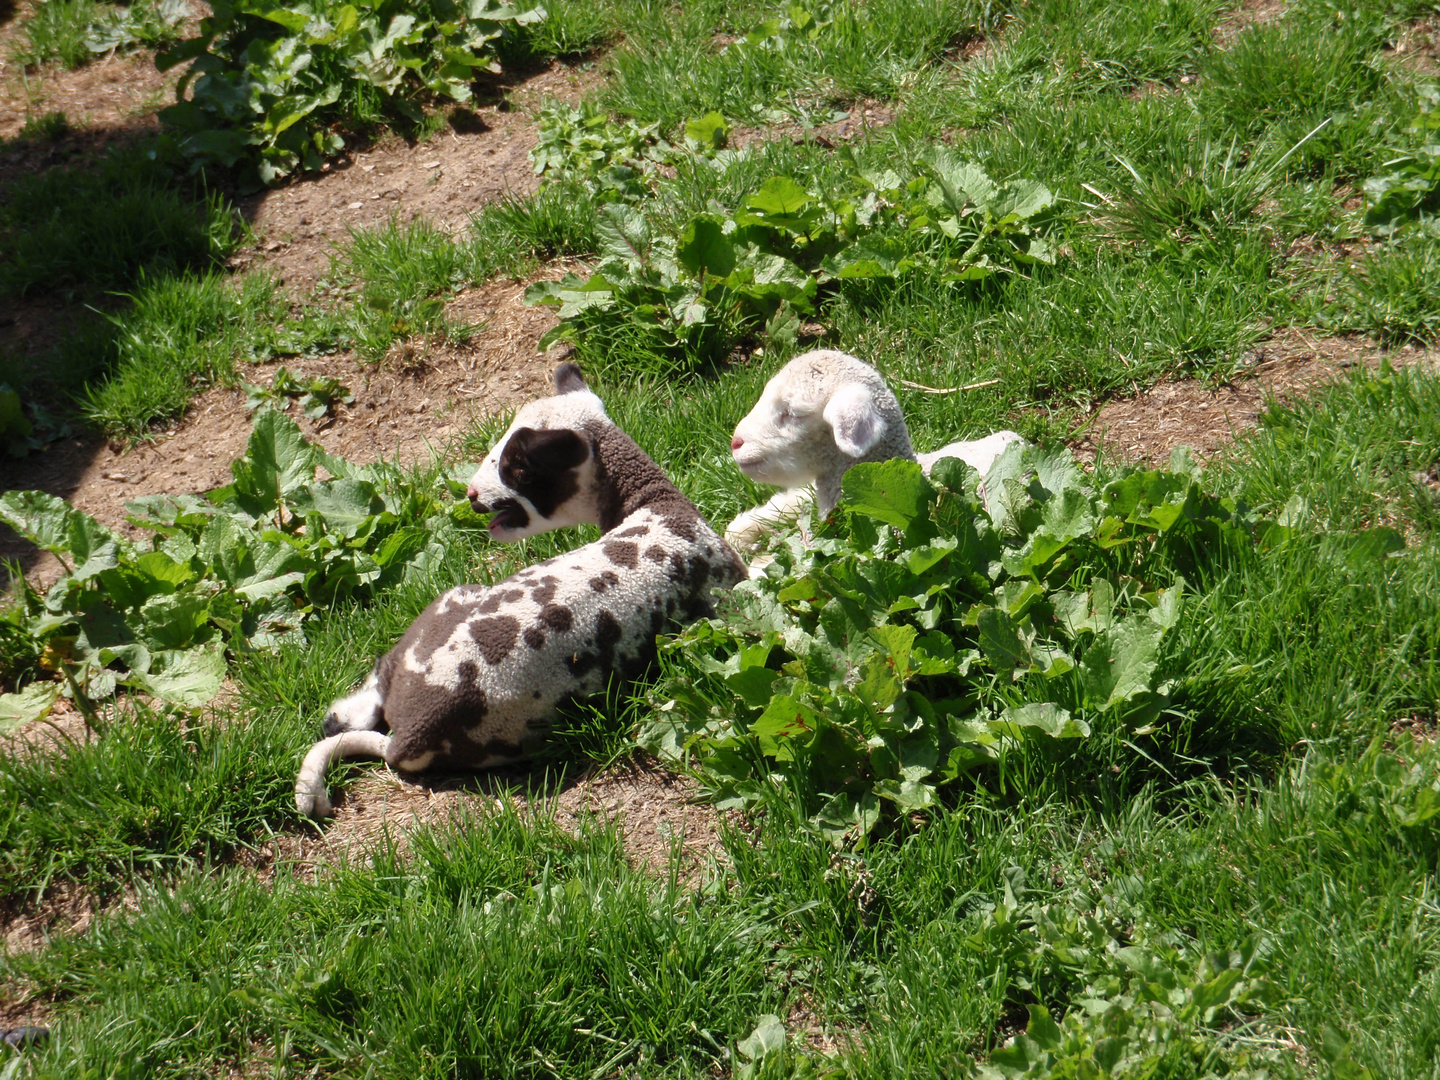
724;487;815;552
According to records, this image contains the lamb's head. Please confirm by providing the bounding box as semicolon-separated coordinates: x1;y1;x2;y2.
730;350;914;508
466;363;609;541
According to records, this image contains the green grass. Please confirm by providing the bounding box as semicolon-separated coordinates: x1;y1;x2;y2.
3;0;1440;1073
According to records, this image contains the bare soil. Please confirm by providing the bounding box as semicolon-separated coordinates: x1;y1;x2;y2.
231;60;604;294
0;268;574;586
1213;0;1289;48
1071;330;1440;467
236;753;728;887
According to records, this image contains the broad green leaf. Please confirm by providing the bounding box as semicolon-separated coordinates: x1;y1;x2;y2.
1079;616;1163;710
230;408;321;516
924;147;998;214
597;203;652;266
1023;1004;1063;1052
873;777;936;810
927;455;980;494
683;111;729;149
139;591;212;651
737;1014;785;1062
992;179;1054;221
750;694;817;755
0;489;77;555
993;702;1089;739
1346;526;1404;568
812;790;881;841
133;550;195;592
744;176;811;217
842;459;935;528
66;513;121;581
868;623;917;673
131;644;225;706
977;608;1032;675
676;215;736;279
289;479;383;537
0;683;60;733
726;666;780;708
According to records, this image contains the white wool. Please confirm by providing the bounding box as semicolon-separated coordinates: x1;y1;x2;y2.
295;365;746;818
725;350;1025;556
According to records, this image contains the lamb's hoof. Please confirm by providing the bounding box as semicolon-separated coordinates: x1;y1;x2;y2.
2;1026;48;1049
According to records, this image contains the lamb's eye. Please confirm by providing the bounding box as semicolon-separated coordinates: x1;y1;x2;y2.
775;407;791;425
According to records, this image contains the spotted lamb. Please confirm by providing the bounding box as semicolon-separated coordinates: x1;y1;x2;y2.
295;363;747;817
725;349;1024;553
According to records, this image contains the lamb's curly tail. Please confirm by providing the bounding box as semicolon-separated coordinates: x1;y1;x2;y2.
294;730;391;818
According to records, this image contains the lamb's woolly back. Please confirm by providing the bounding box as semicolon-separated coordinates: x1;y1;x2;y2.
725;350;1024;554
296;364;746;818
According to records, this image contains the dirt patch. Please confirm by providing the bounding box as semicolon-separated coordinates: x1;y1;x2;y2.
0;0;188;144
0;269;570;587
234;61;604;294
1213;0;1288;49
1390;13;1440;77
241;754;727;886
1;880;139;958
1070;330;1437;468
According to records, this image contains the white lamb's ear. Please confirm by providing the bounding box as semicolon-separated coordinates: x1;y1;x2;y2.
822;383;885;458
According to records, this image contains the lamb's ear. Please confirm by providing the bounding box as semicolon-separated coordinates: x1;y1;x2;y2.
822;383;885;458
553;362;588;395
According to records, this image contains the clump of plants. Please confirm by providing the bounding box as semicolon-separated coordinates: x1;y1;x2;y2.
244;365;355;418
1363;84;1440;239
526;149;1059;362
0;409;483;725
643;444;1401;842
158;0;546;182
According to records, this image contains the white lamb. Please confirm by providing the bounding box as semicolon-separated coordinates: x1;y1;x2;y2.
295;363;747;818
725;349;1024;552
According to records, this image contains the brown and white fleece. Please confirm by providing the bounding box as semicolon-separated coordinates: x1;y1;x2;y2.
295;363;747;817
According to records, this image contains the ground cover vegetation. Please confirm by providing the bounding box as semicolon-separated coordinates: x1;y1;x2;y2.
2;0;1440;1075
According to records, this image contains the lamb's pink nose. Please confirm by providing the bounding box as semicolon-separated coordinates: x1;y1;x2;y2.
466;484;478;501
731;435;744;451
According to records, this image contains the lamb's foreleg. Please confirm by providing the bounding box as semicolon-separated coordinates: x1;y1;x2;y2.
724;487;815;552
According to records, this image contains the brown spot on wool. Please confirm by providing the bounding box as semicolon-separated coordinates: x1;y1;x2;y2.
469;615;520;665
602;540;639;568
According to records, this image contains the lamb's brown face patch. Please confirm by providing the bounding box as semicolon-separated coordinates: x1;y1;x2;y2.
497;426;590;519
539;604;574;633
602;540;639;569
469;615;520;665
